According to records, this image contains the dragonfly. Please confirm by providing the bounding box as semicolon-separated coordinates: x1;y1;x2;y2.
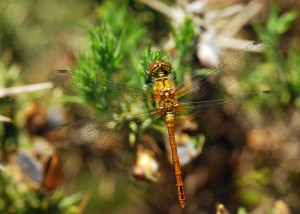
48;41;277;208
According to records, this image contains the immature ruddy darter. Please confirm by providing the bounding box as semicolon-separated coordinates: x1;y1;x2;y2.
148;61;186;207
48;41;277;208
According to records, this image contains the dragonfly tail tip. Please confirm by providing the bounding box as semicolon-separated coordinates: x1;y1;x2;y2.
180;201;186;208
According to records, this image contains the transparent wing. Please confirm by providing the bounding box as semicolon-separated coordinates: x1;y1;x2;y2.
51;116;159;148
48;70;164;148
50;118;128;147
176;90;278;127
48;70;155;116
175;40;269;99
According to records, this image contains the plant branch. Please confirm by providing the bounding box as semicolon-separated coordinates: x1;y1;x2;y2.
0;82;53;98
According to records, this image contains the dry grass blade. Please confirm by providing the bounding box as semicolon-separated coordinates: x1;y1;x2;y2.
0;82;53;98
0;115;13;123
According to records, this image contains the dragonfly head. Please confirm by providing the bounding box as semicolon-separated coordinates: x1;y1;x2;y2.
148;61;172;78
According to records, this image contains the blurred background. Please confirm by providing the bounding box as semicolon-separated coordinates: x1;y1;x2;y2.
1;0;300;213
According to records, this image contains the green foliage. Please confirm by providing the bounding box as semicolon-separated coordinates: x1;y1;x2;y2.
237;167;271;207
73;24;123;111
252;3;299;108
96;0;146;82
287;48;300;107
173;18;196;59
70;1;149;115
237;207;248;214
0;61;20;157
267;8;298;35
97;1;146;58
253;4;298;45
172;17;197;82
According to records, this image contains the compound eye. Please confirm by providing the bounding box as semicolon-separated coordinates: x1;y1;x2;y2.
161;61;171;75
148;61;160;75
161;61;171;68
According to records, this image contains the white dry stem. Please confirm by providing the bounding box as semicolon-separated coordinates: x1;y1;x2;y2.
0;82;53;98
0;115;13;123
138;0;185;24
219;0;264;37
139;0;267;70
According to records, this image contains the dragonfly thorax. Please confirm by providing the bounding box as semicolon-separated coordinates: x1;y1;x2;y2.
154;77;178;116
